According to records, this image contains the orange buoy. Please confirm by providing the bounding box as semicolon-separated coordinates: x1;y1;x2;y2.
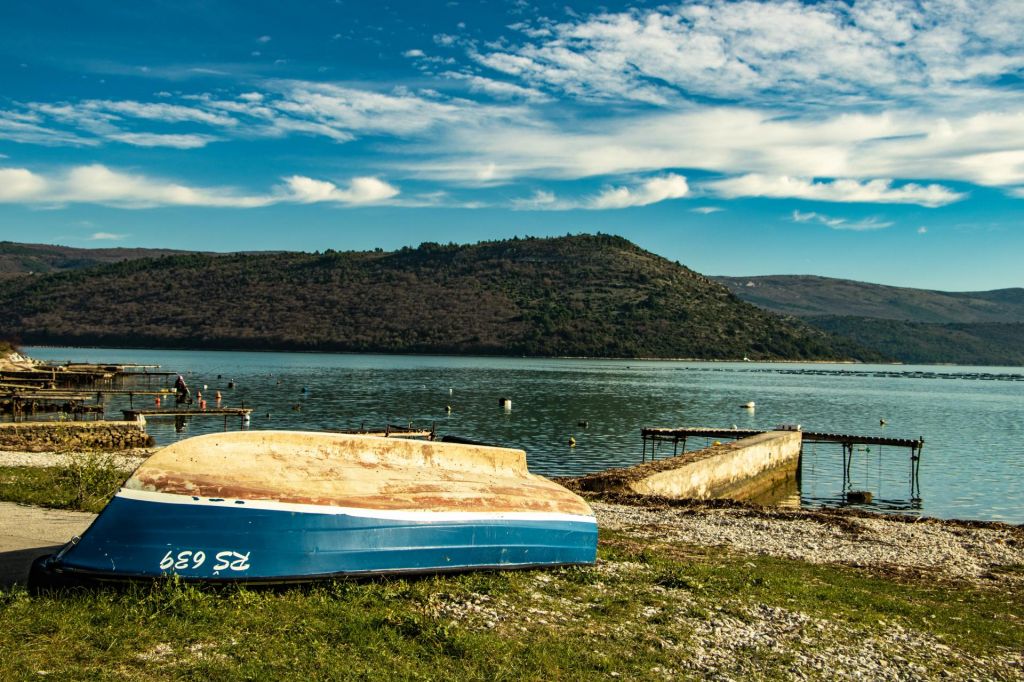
155;397;161;407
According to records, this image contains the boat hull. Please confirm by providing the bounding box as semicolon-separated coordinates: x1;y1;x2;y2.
33;490;597;585
30;430;598;588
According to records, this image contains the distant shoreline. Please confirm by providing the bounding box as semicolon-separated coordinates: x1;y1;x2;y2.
21;343;1023;369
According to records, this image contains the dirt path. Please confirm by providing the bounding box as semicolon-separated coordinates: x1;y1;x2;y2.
0;502;95;588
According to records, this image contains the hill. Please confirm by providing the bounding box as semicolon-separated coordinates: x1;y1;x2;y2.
714;275;1024;323
715;275;1024;365
0;241;194;279
0;235;874;361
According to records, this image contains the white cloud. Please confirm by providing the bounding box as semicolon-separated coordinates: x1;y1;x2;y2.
59;164;270;208
403;49;426;58
0;168;47;200
917;226;928;234
590;174;689;209
88;232;127;241
711;175;964;207
691;206;723;214
440;72;551;102
281;175;399;205
473;1;1024;107
107;132;218;148
791;209;892;231
257;35;272;43
0;164;401;209
512;174;688;210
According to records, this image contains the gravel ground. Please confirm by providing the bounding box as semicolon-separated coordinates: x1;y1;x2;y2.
592;500;1024;584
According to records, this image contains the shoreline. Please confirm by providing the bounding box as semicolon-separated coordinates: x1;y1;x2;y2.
19;343;1024;369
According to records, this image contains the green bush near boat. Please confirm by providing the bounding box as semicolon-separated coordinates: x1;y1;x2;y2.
0;455;130;514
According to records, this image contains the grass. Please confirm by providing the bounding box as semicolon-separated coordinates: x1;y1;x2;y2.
1;466;1021;679
0;454;130;513
0;533;1021;679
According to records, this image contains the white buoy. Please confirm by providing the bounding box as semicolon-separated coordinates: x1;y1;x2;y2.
741;401;756;409
449;388;453;395
499;397;512;411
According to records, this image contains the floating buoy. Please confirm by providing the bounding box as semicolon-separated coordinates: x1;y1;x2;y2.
203;384;208;390
741;401;756;409
499;397;512;411
577;420;589;428
215;391;222;402
199;399;207;410
446;405;452;413
227;381;235;389
568;436;576;447
155;397;161;407
302;386;308;393
449;388;453;395
879;418;888;426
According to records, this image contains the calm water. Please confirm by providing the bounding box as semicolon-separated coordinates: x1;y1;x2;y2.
22;347;1024;524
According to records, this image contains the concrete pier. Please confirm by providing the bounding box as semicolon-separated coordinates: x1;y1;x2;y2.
573;430;802;502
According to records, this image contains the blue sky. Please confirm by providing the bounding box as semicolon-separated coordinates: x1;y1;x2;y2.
1;0;1022;290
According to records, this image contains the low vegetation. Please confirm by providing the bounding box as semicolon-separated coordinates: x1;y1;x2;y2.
2;464;1022;677
0;235;876;361
0;529;1021;679
0;454;130;513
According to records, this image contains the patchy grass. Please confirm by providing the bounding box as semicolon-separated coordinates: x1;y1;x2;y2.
0;454;130;513
1;531;1022;680
1;468;1021;678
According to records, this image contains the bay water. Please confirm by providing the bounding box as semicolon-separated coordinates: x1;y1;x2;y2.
23;347;1024;524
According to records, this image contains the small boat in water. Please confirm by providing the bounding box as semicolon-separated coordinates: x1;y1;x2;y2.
30;431;597;587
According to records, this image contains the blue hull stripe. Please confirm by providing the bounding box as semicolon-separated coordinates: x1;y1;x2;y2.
56;495;598;580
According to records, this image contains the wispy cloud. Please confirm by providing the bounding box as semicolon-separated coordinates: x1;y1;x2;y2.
106;132;219;148
512;174;688;210
88;232;128;241
690;206;723;214
0;164;402;209
709;175;964;207
472;1;1024;108
791;210;893;231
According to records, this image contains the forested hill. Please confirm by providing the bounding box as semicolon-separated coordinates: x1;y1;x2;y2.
0;241;194;278
715;275;1024;365
714;275;1024;323
0;235;875;361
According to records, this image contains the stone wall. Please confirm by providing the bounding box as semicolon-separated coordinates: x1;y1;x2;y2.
572;431;802;502
0;420;153;452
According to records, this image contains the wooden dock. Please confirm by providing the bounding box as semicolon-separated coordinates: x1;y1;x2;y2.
123;408;252;419
641;426;925;502
642;427;924;450
122;408;253;430
333;423;436;440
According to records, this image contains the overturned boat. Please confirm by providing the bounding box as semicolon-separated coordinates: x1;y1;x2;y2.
30;431;597;587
